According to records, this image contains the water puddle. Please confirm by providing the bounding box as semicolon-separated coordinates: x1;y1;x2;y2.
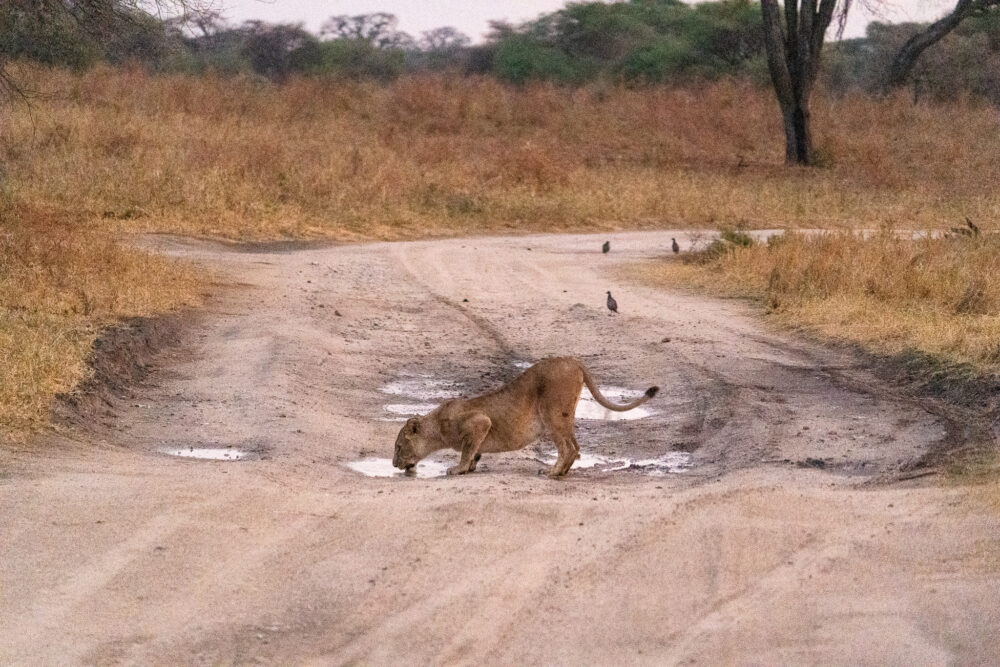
512;363;654;421
162;447;249;461
346;450;691;478
576;386;654;421
530;450;692;475
383;403;440;416
346;457;449;479
379;377;462;400
379;376;462;420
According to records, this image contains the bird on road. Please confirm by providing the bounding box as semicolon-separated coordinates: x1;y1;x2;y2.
671;237;680;254
602;240;610;254
606;291;618;314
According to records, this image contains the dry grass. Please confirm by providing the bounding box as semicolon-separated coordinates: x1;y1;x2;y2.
4;65;1000;240
2;64;999;438
0;202;202;438
629;231;1000;373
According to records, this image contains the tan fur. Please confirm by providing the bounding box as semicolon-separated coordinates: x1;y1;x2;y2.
392;357;659;477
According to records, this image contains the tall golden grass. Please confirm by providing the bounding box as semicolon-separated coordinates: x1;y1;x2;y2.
5;64;1000;240
2;65;999;437
630;231;1000;373
0;202;201;437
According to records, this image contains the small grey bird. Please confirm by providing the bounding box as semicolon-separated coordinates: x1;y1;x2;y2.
602;240;610;254
672;237;680;254
606;290;618;314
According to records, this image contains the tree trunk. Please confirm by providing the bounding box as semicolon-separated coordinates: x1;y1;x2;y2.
778;100;813;165
885;0;980;91
780;107;797;163
760;0;835;165
792;100;812;164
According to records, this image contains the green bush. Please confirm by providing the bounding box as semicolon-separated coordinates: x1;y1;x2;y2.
489;0;763;84
317;39;406;81
721;227;755;247
619;36;702;82
0;5;99;68
492;36;584;84
3;0;996;104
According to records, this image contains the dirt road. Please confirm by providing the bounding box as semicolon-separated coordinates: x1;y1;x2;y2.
2;232;998;665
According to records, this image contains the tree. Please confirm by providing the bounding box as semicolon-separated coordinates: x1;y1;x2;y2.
482;0;764;85
0;3;101;69
240;21;320;79
417;27;471;71
314;14;413;80
320;13;413;49
0;1;209;95
419;26;470;52
759;0;843;165
885;0;1000;90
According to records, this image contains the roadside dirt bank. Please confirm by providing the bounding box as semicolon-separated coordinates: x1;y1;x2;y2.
2;231;998;665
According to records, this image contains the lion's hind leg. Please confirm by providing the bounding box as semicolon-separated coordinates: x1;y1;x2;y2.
550;437;580;477
541;407;580;478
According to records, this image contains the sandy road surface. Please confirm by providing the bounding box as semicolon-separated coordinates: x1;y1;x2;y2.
2;232;999;665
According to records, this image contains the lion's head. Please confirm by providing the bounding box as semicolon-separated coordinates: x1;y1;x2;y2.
393;417;428;471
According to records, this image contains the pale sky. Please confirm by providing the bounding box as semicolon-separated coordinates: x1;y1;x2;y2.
217;0;957;42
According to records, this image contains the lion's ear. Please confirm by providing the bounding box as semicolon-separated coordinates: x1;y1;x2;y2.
411;419;421;434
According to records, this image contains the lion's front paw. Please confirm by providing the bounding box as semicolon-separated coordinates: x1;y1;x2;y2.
447;465;467;475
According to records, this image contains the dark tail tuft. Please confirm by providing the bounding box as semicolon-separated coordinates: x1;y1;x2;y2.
646;386;660;398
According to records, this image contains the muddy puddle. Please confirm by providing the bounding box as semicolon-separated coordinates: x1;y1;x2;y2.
346;458;449;478
382;403;439;417
529;451;692;475
576;387;654;420
161;447;249;461
378;376;462;421
380;377;462;400
345;450;691;479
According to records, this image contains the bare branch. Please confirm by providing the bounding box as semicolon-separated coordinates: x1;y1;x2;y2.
885;0;999;90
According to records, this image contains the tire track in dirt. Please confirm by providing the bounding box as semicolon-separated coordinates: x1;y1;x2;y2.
391;243;519;359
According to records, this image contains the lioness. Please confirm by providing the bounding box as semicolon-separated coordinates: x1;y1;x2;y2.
392;357;658;477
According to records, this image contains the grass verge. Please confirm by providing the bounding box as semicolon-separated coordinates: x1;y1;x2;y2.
0;202;202;440
630;230;1000;374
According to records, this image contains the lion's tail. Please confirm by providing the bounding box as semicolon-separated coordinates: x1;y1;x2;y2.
580;365;659;412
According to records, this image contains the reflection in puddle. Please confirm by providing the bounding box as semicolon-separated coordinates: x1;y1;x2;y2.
380;378;462;401
346;457;449;478
379;376;462;420
346;452;690;478
576;387;654;421
531;450;692;474
383;403;439;416
162;447;249;461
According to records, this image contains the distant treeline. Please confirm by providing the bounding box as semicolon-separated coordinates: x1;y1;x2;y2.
2;0;999;102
